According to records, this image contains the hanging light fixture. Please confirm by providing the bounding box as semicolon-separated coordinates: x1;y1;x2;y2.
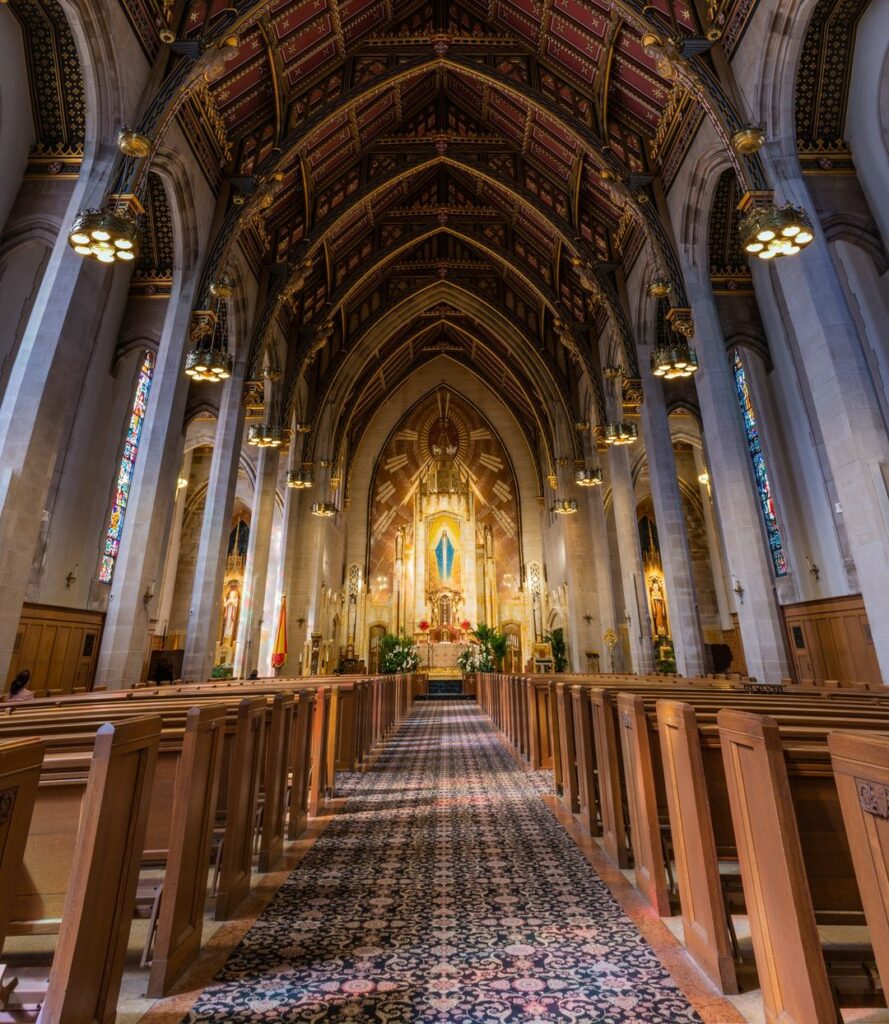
551;498;579;515
247;424;283;447
209;274;234;300
603;422;638;445
311;501;337;517
68;201;140;264
651;342;699;379
738;196;814;260
184;281;234;383
286;468;314;489
69;141;144;266
575;466;603;487
183;321;233;382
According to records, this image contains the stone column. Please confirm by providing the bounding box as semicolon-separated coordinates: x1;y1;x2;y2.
0;147;125;683
764;174;889;681
279;437;316;675
94;273;200;688
640;367;706;675
235;445;279;677
584;481;621;670
155;449;193;643
608;445;654;672
684;269;789;682
693;446;734;632
181;361;247;680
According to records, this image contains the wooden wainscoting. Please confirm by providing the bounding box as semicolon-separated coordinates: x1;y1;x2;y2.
782;594;881;687
6;604;104;696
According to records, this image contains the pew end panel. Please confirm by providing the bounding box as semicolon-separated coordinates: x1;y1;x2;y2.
616;694;671;916
0;739;45;953
656;700;739;994
718;710;839;1024
146;704;227;998
215;698;266;922
829;730;889;1005
38;716;162;1024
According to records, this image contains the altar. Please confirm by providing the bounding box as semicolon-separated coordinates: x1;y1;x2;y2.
419;641;469;670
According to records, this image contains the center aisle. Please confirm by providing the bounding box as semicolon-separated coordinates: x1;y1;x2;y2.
185;701;703;1022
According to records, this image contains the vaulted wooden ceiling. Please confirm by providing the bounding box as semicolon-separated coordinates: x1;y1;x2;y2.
117;0;758;455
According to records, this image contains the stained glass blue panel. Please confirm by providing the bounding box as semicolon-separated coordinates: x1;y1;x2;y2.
98;350;154;583
732;350;788;577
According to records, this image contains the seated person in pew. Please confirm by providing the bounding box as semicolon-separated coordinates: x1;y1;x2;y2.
5;670;35;703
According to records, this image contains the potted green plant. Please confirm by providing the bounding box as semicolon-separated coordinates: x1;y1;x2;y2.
378;632;421;673
543;628;568;672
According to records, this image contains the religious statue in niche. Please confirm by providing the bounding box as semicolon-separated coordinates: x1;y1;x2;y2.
221;581;241;644
649;576;669;637
638;512;670;640
435;527;455;582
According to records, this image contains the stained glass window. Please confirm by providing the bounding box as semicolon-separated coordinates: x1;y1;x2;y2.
98;350;155;583
732;349;788;577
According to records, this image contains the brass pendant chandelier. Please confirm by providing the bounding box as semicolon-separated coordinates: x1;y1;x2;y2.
311;501;337;517
247;424;283;447
68;204;140;264
69;144;144;264
286;468;314;488
575;466;603;487
184;337;232;382
739;200;814;260
651;342;699;379
551;498;579;515
603;422;638;445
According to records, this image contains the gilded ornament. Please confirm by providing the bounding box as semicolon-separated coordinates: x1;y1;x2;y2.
117;128;152;159
732;126;766;155
647;279;672;299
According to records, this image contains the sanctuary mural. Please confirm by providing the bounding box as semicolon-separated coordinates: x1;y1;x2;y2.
368;388;524;670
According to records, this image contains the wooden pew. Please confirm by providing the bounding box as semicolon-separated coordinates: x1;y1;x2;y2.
556;680;889;995
214;697;266;921
287;691;313;841
2;716;161;1024
145;704;226;997
0;739;44;974
258;692;294;873
657;699;740;993
829;730;889;1008
719;710;880;1023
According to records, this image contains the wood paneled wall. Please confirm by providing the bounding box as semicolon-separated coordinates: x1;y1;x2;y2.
783;594;881;687
6;604;104;696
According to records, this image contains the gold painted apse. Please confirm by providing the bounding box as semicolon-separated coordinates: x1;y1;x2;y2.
368;388;522;631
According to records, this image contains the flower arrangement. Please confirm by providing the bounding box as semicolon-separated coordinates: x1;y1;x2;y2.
460;619;471;632
457;624;509;673
378;632;421;673
418;619;430;633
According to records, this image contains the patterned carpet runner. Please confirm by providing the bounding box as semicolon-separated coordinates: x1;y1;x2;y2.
185;701;702;1022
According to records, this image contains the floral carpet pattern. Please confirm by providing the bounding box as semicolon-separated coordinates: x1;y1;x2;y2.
185;702;702;1022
